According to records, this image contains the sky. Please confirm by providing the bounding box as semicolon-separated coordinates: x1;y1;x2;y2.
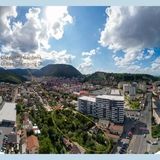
0;6;160;75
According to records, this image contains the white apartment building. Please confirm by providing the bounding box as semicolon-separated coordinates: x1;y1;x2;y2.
78;95;124;124
123;84;130;93
123;83;136;100
129;86;136;96
78;96;96;117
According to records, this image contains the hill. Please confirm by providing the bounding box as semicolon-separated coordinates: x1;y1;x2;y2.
0;64;82;83
1;64;159;84
40;64;82;78
7;68;43;77
84;72;160;86
0;69;26;84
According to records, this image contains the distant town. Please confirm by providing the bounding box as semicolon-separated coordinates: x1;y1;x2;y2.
0;64;160;154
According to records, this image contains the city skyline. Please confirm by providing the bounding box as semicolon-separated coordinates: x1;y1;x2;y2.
0;6;160;75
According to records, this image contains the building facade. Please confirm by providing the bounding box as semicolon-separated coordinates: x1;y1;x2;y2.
78;95;124;124
78;96;96;117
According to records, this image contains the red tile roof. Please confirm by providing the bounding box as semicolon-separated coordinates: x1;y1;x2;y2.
27;135;39;150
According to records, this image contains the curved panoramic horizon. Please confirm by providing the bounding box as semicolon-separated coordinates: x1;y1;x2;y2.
0;6;160;76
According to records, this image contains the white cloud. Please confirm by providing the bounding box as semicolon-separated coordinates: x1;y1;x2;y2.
45;6;73;40
0;7;17;47
78;48;99;74
78;56;93;74
145;49;155;59
151;57;160;71
82;49;97;56
0;6;73;68
41;50;75;64
99;6;160;68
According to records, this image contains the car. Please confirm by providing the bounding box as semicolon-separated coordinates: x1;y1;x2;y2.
152;141;158;145
123;143;129;148
1;147;6;151
119;149;126;154
120;148;126;153
119;151;124;154
146;140;151;144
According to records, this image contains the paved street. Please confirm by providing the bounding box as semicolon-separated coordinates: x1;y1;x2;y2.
113;92;155;154
12;87;18;103
127;92;153;154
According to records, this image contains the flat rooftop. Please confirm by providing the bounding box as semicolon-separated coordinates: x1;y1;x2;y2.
0;102;16;123
110;89;120;95
78;96;96;102
96;95;124;101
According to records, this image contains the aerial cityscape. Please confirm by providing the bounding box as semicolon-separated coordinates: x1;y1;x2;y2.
0;6;160;154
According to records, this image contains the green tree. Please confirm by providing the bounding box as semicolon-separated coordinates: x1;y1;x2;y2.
16;104;23;114
39;137;53;153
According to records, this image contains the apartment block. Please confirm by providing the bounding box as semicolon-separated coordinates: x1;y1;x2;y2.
78;95;124;124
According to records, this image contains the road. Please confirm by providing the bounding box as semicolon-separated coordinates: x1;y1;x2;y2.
12;87;18;103
31;87;52;111
127;92;152;154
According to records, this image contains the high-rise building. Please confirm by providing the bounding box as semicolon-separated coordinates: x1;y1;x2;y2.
78;96;96;117
129;86;136;96
78;95;124;124
96;95;124;123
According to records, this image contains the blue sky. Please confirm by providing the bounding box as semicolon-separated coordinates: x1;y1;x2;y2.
0;6;160;75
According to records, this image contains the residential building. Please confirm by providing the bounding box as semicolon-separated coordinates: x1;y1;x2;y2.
129;85;136;100
123;83;136;100
108;123;124;135
110;89;120;96
138;82;147;92
96;95;124;123
26;135;39;154
153;108;160;124
123;84;130;93
152;98;160;124
78;94;124;124
153;81;160;93
118;82;126;89
78;96;96;117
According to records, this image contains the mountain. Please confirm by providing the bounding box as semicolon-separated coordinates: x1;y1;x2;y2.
0;64;82;83
7;68;43;77
0;69;26;84
84;72;160;86
1;64;159;84
40;64;82;78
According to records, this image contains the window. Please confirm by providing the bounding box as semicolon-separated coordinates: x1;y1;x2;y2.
103;108;106;118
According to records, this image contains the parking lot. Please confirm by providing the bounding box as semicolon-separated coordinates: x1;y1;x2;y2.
0;127;13;149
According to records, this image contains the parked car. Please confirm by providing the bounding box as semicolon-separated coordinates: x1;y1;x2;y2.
152;141;158;145
146;140;151;144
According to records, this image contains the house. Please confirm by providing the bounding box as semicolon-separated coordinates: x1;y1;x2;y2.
26;135;39;154
108;123;124;135
70;142;85;154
